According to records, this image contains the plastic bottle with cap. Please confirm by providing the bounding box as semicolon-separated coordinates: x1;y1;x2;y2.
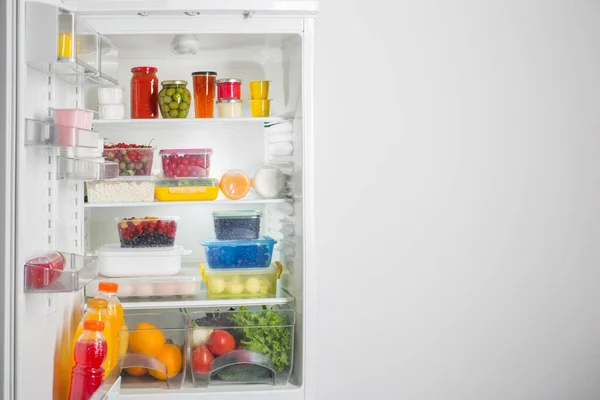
95;282;125;368
70;299;115;380
68;320;107;400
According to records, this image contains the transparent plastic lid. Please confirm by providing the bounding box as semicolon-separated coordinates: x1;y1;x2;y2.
212;210;262;219
201;236;276;247
201;262;282;276
159;148;213;155
155;178;218;188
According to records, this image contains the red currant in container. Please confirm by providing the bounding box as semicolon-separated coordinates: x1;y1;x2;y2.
159;148;213;178
131;66;159;119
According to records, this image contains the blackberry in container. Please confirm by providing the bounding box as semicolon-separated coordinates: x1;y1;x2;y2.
213;210;262;240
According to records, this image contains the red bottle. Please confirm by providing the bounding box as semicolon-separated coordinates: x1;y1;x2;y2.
130;66;159;119
25;251;65;289
68;320;108;400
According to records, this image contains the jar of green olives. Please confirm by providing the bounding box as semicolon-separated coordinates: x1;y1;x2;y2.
158;80;191;118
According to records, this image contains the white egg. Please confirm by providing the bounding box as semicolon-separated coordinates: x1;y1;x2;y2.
210;278;226;294
182;282;199;296
118;283;135;298
226;282;244;294
244;277;261;294
134;282;154;298
259;279;273;295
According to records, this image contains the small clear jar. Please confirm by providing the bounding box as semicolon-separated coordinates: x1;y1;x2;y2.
217;99;242;118
159;80;191;119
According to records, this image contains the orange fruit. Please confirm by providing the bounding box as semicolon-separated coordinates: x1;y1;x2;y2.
125;367;147;376
129;322;165;357
148;343;182;380
219;170;251;200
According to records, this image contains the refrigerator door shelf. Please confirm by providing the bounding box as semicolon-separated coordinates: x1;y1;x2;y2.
24;256;97;293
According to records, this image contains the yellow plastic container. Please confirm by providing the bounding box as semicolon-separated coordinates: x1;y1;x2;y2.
249;80;270;99
250;99;271;118
155;178;219;201
200;262;282;299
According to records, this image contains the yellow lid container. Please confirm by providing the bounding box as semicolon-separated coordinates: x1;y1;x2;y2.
200;262;282;299
155;177;219;201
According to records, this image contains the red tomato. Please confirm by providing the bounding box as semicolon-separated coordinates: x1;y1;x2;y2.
207;330;236;356
192;346;214;374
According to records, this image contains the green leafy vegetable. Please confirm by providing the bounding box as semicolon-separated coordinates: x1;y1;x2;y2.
227;308;293;372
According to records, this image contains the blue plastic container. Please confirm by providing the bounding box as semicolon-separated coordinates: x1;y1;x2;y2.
201;236;277;268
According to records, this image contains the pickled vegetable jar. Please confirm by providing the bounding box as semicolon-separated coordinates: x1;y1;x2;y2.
159;80;191;119
192;71;217;118
130;66;159;119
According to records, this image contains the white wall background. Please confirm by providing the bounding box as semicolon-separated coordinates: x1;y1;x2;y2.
314;1;600;399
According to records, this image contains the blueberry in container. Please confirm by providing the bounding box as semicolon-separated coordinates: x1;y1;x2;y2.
201;236;277;268
117;216;179;248
213;210;262;240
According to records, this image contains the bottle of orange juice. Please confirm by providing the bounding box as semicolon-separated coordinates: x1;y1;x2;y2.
95;282;125;369
70;299;115;378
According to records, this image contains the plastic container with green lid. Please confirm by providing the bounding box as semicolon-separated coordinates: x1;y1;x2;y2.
213;210;262;240
155;177;219;201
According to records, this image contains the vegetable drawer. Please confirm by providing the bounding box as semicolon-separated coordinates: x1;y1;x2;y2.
200;236;276;269
200;262;282;299
188;306;294;387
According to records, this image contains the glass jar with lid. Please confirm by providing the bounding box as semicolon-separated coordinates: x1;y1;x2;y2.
159;80;191;119
130;66;159;119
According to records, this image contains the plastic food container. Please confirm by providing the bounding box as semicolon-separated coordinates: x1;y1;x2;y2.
250;99;271;117
159;80;191;119
86;268;201;298
53;108;94;130
201;236;277;269
96;244;189;277
249;81;270;100
213;210;262;240
97;86;124;105
25;251;66;290
86;176;155;203
189;307;294;387
117;217;179;248
99;104;125;120
216;79;242;100
103;145;154;176
159;149;213;178
155;177;219;201
216;99;242;118
201;262;281;299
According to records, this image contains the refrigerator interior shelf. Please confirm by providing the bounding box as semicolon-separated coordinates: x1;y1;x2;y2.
25;118;101;149
24;257;97;293
91;117;286;131
84;198;292;208
58;156;119;181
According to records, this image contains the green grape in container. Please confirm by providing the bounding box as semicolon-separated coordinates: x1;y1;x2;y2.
158;80;191;118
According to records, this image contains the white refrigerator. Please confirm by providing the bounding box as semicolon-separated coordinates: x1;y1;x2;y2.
0;0;318;398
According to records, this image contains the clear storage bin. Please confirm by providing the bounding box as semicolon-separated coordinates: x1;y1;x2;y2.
96;244;189;277
86;176;155;203
201;236;276;269
87;268;201;298
118;311;188;390
213;210;262;240
188;306;294;387
200;262;282;299
103;145;155;177
155;178;219;201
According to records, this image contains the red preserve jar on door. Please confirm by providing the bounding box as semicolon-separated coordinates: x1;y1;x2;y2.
130;66;159;119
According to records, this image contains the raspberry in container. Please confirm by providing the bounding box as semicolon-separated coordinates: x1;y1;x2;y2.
103;143;155;176
159;148;212;178
117;216;179;248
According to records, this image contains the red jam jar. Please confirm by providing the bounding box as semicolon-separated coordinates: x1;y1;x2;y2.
131;66;159;119
216;78;242;100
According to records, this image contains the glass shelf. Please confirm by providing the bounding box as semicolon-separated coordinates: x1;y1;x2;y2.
58;156;119;181
24;256;97;293
25;119;101;149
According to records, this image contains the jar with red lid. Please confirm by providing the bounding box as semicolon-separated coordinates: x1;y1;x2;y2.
131;66;159;119
216;78;242;100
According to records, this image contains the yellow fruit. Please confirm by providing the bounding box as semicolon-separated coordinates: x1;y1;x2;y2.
129;322;165;357
119;324;129;357
126;367;147;376
148;343;182;380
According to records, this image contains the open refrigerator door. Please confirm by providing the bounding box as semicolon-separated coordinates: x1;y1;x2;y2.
11;0;317;399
